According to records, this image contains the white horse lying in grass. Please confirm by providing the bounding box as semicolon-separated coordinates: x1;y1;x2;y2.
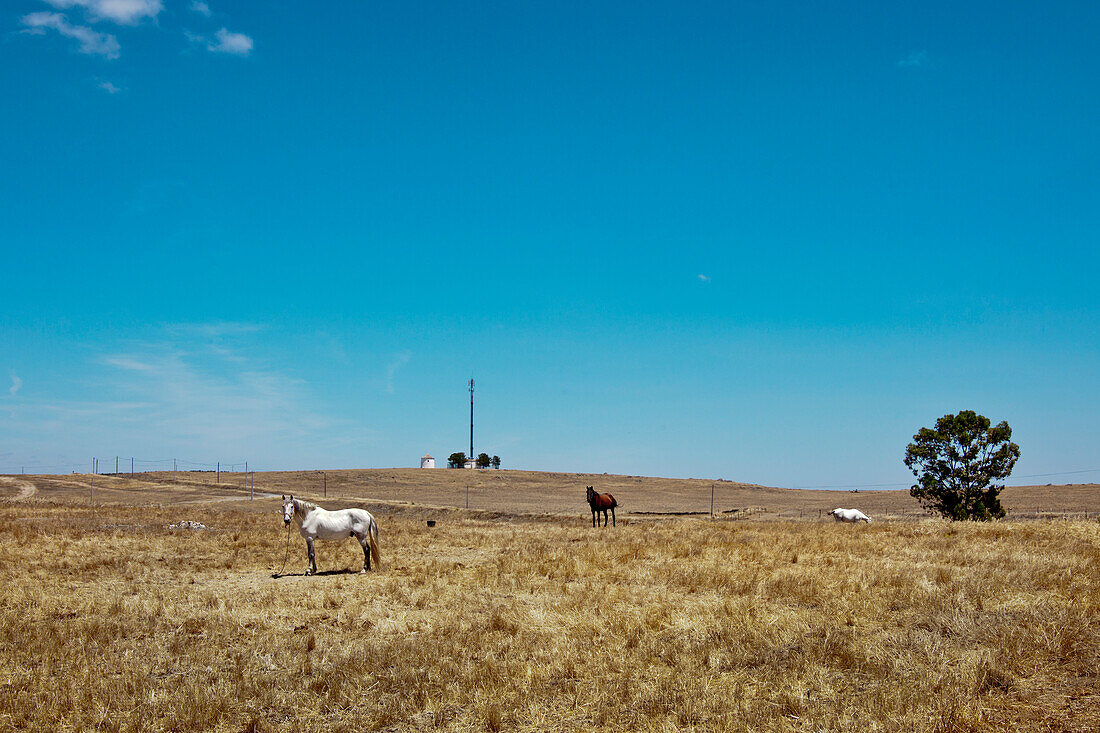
282;495;381;575
829;508;872;523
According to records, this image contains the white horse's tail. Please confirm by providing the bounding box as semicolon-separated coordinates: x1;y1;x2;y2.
368;519;381;568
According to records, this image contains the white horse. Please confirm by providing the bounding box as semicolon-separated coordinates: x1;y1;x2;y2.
829;507;872;523
282;495;381;575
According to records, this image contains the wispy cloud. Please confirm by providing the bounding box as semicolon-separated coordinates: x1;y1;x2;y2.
21;11;120;58
70;330;361;454
898;50;928;68
21;0;254;63
100;356;154;371
40;0;163;26
169;321;266;338
0;327;381;470
697;274;711;283
8;373;21;397
98;80;121;93
385;352;412;394
208;27;252;55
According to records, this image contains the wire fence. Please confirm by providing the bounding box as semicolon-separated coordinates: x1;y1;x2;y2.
0;457;251;475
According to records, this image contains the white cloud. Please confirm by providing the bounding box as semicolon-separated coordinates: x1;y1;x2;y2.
697;274;711;283
40;0;163;26
189;1;211;17
8;373;21;397
21;11;120;58
208;27;252;55
98;80;121;93
898;50;928;68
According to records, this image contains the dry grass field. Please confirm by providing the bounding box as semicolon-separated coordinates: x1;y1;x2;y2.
1;471;1098;731
5;469;1099;519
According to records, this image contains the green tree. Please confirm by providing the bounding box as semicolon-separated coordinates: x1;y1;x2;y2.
491;455;501;469
476;452;491;469
904;410;1020;521
448;452;467;469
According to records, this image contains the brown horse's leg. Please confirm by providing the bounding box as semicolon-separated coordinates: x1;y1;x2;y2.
592;509;596;528
611;506;616;526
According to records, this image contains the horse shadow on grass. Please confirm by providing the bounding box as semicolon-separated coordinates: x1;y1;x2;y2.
271;568;361;579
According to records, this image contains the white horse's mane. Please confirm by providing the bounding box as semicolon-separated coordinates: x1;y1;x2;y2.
293;497;319;514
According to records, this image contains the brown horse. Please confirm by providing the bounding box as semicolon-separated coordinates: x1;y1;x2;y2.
586;486;617;527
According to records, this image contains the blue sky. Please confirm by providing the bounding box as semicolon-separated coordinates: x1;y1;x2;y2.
2;1;1098;487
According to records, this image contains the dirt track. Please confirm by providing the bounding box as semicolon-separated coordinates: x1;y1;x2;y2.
0;476;36;499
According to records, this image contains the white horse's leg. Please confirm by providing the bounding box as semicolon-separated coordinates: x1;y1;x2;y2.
305;537;316;576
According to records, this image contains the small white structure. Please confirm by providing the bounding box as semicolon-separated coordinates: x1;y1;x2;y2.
464;458;476;469
420;454;435;469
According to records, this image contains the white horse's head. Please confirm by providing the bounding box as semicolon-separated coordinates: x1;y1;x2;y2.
282;494;295;525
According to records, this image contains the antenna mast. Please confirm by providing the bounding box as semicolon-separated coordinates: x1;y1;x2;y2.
469;377;475;463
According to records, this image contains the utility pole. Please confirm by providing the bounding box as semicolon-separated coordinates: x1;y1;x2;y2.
217;461;220;484
115;456;118;475
131;457;134;475
469;377;475;465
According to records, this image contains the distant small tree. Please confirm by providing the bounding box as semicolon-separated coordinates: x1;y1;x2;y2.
448;452;467;469
904;410;1020;521
476;452;491;469
491;455;501;469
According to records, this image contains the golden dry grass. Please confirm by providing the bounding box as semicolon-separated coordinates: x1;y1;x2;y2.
1;486;1098;731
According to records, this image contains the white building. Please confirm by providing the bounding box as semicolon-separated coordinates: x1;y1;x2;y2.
420;454;435;469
